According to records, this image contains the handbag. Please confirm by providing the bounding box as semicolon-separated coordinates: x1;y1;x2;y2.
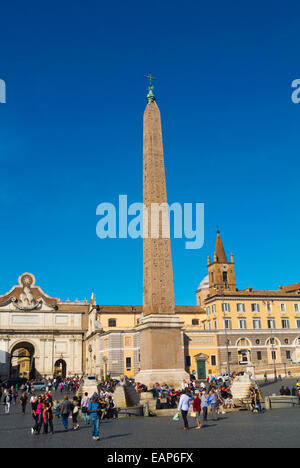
173;412;180;421
190;411;197;418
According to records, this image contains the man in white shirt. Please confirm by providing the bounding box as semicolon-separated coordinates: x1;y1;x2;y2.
178;390;191;430
181;380;189;390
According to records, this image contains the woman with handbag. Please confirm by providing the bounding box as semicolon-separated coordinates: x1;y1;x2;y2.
81;392;90;424
192;392;202;430
72;396;80;430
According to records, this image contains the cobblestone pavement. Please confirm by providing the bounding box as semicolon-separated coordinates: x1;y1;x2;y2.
0;400;299;448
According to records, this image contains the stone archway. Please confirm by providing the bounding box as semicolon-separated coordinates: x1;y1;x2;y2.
54;359;67;379
292;337;300;363
236;338;252;365
10;341;36;380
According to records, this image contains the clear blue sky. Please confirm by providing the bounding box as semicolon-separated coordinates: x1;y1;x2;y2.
0;0;299;304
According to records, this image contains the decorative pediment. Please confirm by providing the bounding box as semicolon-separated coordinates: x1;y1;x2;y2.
0;273;60;312
194;353;209;361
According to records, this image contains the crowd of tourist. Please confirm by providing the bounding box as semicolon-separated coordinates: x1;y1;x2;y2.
3;372;300;438
130;375;236;430
0;375;119;441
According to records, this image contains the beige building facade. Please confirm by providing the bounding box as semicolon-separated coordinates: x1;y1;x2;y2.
0;273;88;379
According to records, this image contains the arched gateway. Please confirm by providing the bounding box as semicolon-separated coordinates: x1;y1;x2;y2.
10;341;36;380
0;273;88;379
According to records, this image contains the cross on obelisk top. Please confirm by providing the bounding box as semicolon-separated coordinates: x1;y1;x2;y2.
144;72;157;88
145;72;157;103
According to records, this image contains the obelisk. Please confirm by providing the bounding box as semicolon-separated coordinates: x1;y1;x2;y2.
135;76;189;388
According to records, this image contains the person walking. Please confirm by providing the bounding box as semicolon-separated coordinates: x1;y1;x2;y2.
81;392;90;425
35;396;44;433
12;388;18;406
31;395;39;434
60;395;72;431
40;403;49;434
45;397;54;434
88;395;101;441
201;391;208;425
192;392;201;430
209;389;218;421
4;391;11;414
178;389;191;430
72;396;80;430
20;392;28;415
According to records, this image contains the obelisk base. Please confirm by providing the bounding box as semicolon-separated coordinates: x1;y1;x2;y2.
134;314;190;389
135;369;190;390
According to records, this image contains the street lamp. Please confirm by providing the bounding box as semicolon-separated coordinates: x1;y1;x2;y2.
221;287;231;377
270;326;277;382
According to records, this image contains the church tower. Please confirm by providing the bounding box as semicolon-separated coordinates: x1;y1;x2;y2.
135;75;189;387
207;230;236;294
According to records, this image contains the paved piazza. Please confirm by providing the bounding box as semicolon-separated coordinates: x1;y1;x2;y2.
0;397;299;449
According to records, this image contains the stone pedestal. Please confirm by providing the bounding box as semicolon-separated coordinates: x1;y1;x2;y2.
231;372;256;402
80;376;99;398
113;383;128;408
135;315;189;389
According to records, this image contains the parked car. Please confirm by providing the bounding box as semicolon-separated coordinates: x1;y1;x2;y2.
216;373;230;382
31;381;46;391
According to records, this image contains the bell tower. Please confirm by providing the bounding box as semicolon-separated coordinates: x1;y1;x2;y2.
207;230;236;293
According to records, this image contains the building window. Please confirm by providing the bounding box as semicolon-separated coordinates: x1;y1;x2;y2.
271;350;277;361
238;338;248;347
125;336;132;346
108;319;117;327
206;306;210;316
251;303;260;313
237;303;245;313
228;352;232;362
125;357;132;370
268;318;276;329
211;355;217;366
280;304;286;313
212;304;216;314
213;319;218;330
266;302;272;313
286;351;291;360
208;322;212;330
223;272;228;283
294;304;299;313
296;319;300;329
224;319;232;330
239;319;247;329
192;319;199;326
185;356;191;367
257;351;262;361
253;319;261;329
282;319;290;329
222;303;231;313
284;339;289;345
256;339;260;345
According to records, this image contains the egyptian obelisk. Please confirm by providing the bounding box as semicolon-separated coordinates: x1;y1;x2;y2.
135;76;189;387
